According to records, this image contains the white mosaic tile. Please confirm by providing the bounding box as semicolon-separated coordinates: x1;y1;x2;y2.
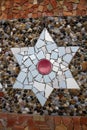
46;44;57;53
53;66;59;72
46;54;50;60
58;74;66;81
20;51;25;56
45;84;53;98
63;54;73;63
24;85;33;89
35;74;43;82
45;28;54;42
34;46;38;53
57;71;62;75
37;51;45;60
64;70;73;78
57;58;62;63
32;87;38;94
51;51;59;60
24;58;32;67
59;80;66;88
15;54;23;65
17;71;26;83
38;29;45;40
11;28;80;106
22;68;28;73
60;64;66;70
29;64;36;71
13;81;23;89
50;59;55;64
34;81;45;92
39;91;44;97
53;78;59;89
44;75;51;83
31;69;38;78
28;72;33;82
36;39;45;49
28;47;34;55
48;71;56;80
24;78;28;85
30;54;36;60
66;78;80;89
65;47;71;53
11;48;20;55
33;59;38;65
59;47;65;57
36;93;47;106
53;62;59;67
42;46;47;54
71;47;79;53
21;47;28;52
23;56;28;62
46;41;52;45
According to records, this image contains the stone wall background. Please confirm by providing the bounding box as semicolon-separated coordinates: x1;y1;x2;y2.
0;0;87;19
0;113;87;130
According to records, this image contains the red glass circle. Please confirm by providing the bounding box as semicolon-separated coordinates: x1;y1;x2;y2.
37;59;52;75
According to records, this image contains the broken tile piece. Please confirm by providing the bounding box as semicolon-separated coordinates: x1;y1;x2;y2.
31;69;38;77
45;28;54;42
59;80;66;88
36;39;45;49
28;47;34;55
63;54;73;63
13;81;23;89
15;54;23;65
66;78;80;89
53;78;59;89
48;71;56;80
71;46;79;53
47;44;57;53
51;51;58;60
64;70;73;78
37;51;45;60
35;74;42;82
34;81;45;92
53;66;58;72
44;75;51;83
11;48;20;54
45;84;53;98
59;47;65;57
24;58;32;67
24;85;33;89
17;71;26;83
36;93;47;106
24;78;28;85
28;72;33;82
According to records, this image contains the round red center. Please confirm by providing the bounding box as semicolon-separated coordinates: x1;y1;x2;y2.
37;59;52;75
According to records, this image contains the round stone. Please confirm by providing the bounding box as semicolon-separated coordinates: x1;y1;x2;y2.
37;59;52;75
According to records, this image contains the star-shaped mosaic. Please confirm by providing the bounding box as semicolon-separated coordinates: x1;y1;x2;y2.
0;48;2;89
11;28;80;106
